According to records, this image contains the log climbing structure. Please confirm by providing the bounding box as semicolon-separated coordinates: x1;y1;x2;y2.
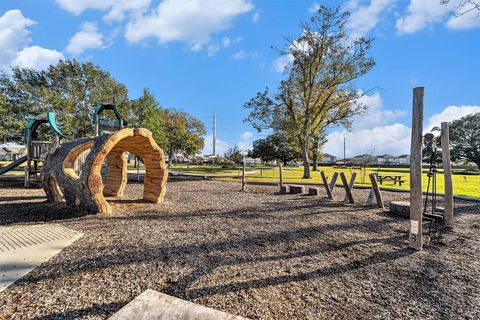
42;128;167;214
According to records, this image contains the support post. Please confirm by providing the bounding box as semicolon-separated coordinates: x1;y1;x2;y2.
329;172;339;192
340;172;355;204
241;157;246;192
320;171;333;199
409;87;424;251
136;156;141;182
24;128;32;187
369;173;385;209
278;163;283;193
441;121;453;228
343;172;357;203
94;113;100;137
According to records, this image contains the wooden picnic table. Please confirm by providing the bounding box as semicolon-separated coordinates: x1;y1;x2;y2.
377;175;405;186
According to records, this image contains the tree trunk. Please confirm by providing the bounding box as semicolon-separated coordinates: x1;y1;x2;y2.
312;135;319;171
312;152;318;171
301;139;310;179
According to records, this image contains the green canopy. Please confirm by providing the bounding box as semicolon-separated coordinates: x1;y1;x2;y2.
24;112;64;139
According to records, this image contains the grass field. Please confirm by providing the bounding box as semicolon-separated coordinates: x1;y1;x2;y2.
170;164;480;198
2;160;478;197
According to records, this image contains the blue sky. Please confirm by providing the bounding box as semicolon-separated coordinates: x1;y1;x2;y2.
1;0;479;157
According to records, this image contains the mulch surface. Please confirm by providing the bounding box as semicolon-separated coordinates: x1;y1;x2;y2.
0;177;479;319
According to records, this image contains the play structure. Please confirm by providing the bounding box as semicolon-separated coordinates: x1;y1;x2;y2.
0;98;168;214
0;112;64;187
92;98;128;136
42;128;168;214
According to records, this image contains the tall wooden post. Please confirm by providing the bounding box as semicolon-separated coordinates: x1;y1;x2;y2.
241;157;246;192
369;173;385;209
441;121;453;228
409;87;424;251
278;163;283;192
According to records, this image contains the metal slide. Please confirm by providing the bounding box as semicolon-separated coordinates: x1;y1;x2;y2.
0;155;27;175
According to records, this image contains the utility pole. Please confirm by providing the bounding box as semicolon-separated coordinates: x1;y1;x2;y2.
343;137;346;166
213;113;216;156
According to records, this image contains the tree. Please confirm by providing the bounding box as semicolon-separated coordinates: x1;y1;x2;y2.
160;108;206;165
244;6;374;178
449;112;480;169
224;145;244;165
311;129;328;171
0;60;128;139
250;131;300;165
127;88;159;128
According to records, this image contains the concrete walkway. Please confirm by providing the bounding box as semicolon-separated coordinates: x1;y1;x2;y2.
110;289;249;320
0;224;82;292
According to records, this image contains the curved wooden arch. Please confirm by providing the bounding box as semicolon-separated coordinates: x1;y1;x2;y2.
42;128;167;214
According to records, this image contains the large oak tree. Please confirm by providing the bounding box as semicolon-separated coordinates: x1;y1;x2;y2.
244;6;375;178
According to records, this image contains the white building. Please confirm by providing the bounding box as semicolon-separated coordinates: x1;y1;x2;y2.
321;153;337;163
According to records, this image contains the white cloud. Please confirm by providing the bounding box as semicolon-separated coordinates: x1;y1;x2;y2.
309;3;321;13
124;0;253;51
426;105;480;131
446;3;480;30
66;22;105;55
353;92;407;129
396;0;452;34
203;134;229;155
233;50;247;60
56;0;151;22
323;91;409;157
207;36;232;56
324;103;480;157
346;0;394;37
395;0;480;34
238;131;253;151
324;123;411;157
252;11;260;23
273;54;293;73
0;10;63;71
12;46;64;70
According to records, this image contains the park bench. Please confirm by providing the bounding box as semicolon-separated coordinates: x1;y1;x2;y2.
377;175;405;186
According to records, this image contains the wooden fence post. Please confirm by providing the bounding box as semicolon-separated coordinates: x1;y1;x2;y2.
320;171;334;199
278;163;283;193
340;172;355;204
409;87;424;251
441;121;453;228
369;173;385;209
343;172;357;203
329;172;339;192
241;158;246;192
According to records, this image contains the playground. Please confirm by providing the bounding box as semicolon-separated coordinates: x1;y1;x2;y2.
0;178;479;319
0;90;479;319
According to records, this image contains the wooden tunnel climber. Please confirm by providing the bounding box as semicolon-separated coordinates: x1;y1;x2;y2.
42;128;167;214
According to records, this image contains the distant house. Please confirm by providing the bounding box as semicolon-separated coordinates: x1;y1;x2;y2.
2;147;27;161
376;154;397;164
0;148;8;161
245;157;261;165
321;153;337;163
396;154;410;164
352;154;377;164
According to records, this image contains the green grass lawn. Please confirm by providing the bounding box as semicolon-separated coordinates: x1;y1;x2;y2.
171;164;480;198
2;160;477;198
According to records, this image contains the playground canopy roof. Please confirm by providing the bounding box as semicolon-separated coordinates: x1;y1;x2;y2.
92;101;128;127
24;112;64;139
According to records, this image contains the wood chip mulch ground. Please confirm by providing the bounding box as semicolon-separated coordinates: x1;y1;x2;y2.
0;177;479;320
